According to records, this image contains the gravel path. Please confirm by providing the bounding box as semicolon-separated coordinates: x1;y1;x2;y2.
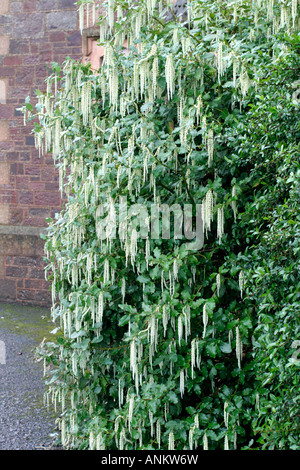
0;303;59;450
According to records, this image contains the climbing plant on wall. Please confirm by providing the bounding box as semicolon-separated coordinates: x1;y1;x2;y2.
25;0;299;450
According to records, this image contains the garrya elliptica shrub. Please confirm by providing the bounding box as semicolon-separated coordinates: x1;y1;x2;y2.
225;42;300;449
24;0;299;450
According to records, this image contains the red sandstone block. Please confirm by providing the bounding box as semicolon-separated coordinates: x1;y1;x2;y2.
35;79;47;88
0;104;13;119
45;182;59;191
6;266;28;278
17;288;36;302
30;44;39;54
38;0;53;12
9;129;24;139
9;208;23;225
31;154;44;164
0;66;15;77
19;191;34;205
30;176;40;182
20;152;30;162
29;267;45;279
23;217;47;227
14;256;44;268
10;163;18;175
46;11;77;31
16;183;27;194
50;31;66;42
3;56;23;66
34;191;61;206
31;36;49;45
67;31;82;47
30;182;45;190
40;52;54;63
29;207;49;218
71;47;83;56
25;165;40;176
14;13;44;39
41;166;55;181
57;0;77;9
30;177;40;183
0;278;16;301
1;189;16;204
35;64;48;78
53;44;70;53
16;67;35;85
9;2;22;14
23;1;37;13
10;88;31;100
7;152;18;161
9;40;30;54
23;56;40;66
40;42;53;53
25;279;48;290
0;142;11;151
4;152;16;161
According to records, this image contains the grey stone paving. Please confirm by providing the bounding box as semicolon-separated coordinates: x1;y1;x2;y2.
0;303;59;450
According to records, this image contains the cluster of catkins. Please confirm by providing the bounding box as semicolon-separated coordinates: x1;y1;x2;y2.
33;0;297;451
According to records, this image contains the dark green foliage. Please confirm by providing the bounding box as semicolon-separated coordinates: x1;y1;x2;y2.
227;45;300;449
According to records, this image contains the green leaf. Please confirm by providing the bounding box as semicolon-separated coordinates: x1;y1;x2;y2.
118;315;130;327
71;338;90;350
206;342;218;358
220;342;232;354
167;391;179;404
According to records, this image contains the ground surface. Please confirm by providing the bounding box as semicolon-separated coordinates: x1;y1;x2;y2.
0;303;59;450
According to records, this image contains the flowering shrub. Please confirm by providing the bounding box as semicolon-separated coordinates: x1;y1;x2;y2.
26;0;299;450
227;43;300;449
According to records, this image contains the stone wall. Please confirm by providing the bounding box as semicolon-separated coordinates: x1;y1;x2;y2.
0;0;82;306
0;225;48;304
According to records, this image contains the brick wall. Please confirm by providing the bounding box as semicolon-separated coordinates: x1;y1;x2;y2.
0;0;83;306
0;226;48;304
